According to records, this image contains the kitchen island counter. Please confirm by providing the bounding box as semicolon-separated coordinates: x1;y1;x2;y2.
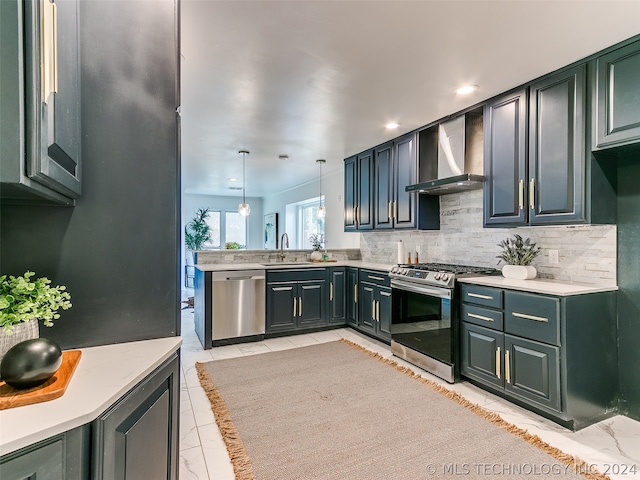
195;260;393;272
458;276;618;296
0;336;182;456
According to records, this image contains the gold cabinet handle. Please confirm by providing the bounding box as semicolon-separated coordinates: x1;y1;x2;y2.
371;300;376;321
330;282;333;301
529;178;535;209
368;275;385;281
354;285;357;303
468;293;493;300
518;179;524;210
376;300;380;322
495;347;501;379
468;312;494;323
293;297;297;317
512;312;549;323
299;297;302;316
505;350;511;384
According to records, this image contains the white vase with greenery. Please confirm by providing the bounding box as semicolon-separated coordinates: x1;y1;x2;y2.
497;234;540;280
309;234;324;261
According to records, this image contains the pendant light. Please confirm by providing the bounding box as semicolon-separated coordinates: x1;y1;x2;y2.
238;150;251;216
316;159;326;218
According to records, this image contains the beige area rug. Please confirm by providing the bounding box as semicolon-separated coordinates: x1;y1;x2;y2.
196;340;608;480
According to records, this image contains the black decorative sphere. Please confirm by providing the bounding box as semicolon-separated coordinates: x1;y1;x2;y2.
1;338;62;389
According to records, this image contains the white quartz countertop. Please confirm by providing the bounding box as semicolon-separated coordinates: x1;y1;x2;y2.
0;336;182;456
195;260;393;272
458;276;618;296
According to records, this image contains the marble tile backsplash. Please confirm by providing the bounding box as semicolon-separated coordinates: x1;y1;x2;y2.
195;249;362;265
360;190;617;286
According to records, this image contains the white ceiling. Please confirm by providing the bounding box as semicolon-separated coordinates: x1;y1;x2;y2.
180;0;640;198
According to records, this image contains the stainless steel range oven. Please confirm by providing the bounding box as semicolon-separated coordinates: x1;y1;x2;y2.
389;263;498;383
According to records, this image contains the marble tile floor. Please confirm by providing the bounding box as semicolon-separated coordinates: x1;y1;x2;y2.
177;309;640;480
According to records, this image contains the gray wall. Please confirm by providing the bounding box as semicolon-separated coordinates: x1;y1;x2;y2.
0;0;180;349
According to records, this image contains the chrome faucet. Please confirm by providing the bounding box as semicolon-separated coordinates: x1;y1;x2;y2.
279;233;289;262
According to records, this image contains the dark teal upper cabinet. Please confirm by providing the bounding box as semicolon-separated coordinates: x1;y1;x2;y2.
528;65;586;224
483;88;528;226
343;155;357;231
374;142;394;229
356;149;375;230
1;0;81;205
484;65;590;226
594;39;640;150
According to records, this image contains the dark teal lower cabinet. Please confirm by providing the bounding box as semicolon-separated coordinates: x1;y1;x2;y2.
0;426;89;480
505;335;560;412
266;269;326;334
357;269;391;342
327;267;346;325
346;267;358;327
92;354;180;480
460;283;617;430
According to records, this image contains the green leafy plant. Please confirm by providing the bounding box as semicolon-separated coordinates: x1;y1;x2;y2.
497;234;540;266
309;234;324;251
0;271;72;335
225;242;244;250
185;208;211;251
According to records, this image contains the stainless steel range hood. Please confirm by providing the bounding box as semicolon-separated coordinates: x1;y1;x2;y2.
406;112;484;195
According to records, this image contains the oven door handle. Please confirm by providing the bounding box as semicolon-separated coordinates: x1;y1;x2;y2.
391;280;452;300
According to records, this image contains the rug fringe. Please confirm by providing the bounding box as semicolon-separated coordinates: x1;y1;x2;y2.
339;338;610;480
195;362;256;480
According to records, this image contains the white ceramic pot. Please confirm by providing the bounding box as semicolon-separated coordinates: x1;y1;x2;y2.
0;319;39;364
501;265;537;280
310;250;323;261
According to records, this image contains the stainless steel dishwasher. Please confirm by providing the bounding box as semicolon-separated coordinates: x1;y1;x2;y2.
211;270;266;342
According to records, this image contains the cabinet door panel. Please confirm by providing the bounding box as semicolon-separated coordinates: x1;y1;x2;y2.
24;0;81;197
484;89;528;226
596;41;640;147
374;143;393;229
329;269;346;324
356;150;374;230
298;282;324;327
359;284;376;332
461;323;503;388
343;156;357;231
529;65;585;224
0;439;63;480
266;284;296;331
346;268;358;327
393;133;417;229
505;335;561;412
378;287;392;340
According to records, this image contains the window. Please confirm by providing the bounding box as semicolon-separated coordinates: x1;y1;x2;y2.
294;197;325;249
200;209;247;249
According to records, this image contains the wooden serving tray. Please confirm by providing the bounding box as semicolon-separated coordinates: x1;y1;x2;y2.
0;350;82;410
311;259;337;263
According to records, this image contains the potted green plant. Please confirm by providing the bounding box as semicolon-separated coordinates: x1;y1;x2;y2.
0;271;72;361
185;208;212;252
224;242;244;250
309;234;324;261
497;234;541;280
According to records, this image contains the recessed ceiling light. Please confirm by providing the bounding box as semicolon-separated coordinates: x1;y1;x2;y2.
279;155;289;160
455;85;478;95
229;177;237;182
385;122;400;129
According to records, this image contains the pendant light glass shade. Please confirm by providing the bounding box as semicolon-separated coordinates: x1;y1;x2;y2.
238;150;250;216
316;159;326;218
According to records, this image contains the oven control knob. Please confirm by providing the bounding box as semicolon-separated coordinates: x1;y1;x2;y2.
434;273;441;280
391;267;397;274
441;274;449;282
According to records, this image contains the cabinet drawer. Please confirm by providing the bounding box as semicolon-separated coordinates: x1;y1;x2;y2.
504;291;560;346
460;284;503;309
267;268;326;283
461;304;503;331
359;269;390;287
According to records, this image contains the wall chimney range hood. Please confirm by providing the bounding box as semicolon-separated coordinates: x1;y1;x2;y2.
406;111;484;195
